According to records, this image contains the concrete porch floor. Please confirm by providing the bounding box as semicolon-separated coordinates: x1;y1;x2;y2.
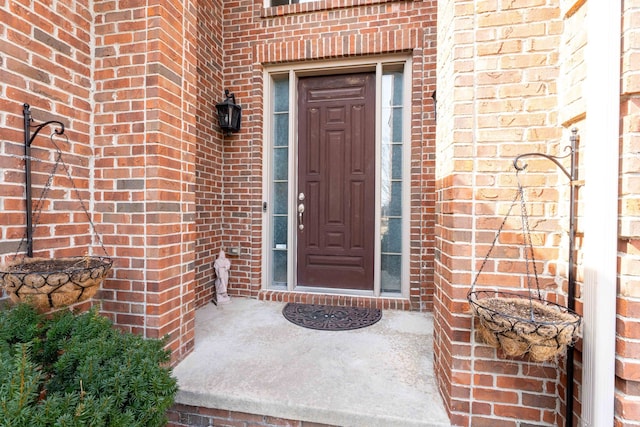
172;298;451;427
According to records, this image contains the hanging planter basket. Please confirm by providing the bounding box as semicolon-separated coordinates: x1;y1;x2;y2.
468;173;582;362
468;290;581;362
0;256;112;312
5;106;114;313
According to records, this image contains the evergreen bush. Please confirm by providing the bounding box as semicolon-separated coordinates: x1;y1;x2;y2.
0;303;178;427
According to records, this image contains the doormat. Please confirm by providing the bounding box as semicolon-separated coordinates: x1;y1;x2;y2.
282;303;382;331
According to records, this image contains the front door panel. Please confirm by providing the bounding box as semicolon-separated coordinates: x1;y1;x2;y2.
297;73;375;290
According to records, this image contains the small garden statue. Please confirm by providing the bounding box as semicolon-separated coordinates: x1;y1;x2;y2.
214;249;231;304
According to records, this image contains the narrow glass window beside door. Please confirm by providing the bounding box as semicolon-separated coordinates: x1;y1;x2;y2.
380;68;404;293
271;76;289;288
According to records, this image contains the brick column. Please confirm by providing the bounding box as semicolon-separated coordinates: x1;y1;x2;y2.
435;0;572;425
94;0;198;362
434;2;475;422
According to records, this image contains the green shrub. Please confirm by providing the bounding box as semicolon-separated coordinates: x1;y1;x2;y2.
0;304;178;427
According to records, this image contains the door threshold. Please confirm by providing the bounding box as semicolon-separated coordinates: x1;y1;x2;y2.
293;285;375;297
258;289;413;310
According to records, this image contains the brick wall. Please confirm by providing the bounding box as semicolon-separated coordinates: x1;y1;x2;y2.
4;0;640;425
193;0;225;309
0;1;94;291
617;2;640;425
220;0;438;310
1;0;201;362
167;404;335;427
0;0;438;361
435;0;579;425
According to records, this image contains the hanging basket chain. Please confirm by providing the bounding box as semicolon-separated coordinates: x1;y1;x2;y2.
469;187;521;293
516;173;543;320
14;153;61;258
14;150;62;259
50;135;110;258
13;132;110;260
469;170;545;305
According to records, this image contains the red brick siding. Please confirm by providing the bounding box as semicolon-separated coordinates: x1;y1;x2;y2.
168;404;335;427
3;0;640;425
435;0;578;425
0;0;94;301
93;0;198;361
193;0;225;309
259;289;412;310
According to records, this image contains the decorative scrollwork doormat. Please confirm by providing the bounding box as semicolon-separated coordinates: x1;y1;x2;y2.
282;303;382;331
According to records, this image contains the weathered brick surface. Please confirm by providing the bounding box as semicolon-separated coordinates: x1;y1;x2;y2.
435;0;591;425
92;0;199;362
0;0;199;362
258;290;412;310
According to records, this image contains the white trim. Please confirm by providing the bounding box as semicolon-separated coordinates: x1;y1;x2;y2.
260;70;272;291
288;70;297;291
374;62;383;296
581;0;620;425
401;57;412;299
265;54;410;75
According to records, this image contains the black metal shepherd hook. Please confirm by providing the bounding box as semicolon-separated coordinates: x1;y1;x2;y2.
23;103;65;257
513;128;579;427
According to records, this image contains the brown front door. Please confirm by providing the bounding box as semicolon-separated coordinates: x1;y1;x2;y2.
297;73;375;291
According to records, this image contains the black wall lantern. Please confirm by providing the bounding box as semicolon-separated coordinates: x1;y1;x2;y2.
216;89;242;135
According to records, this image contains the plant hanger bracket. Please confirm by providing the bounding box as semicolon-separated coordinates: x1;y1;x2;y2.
23;104;65;258
512;129;580;311
516;128;580;427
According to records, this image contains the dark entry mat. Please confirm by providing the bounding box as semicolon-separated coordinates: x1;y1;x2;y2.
282;303;382;331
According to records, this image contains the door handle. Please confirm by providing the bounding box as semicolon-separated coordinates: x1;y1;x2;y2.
298;202;305;230
298;192;305;230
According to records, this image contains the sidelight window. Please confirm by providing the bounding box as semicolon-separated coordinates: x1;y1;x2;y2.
270;76;290;288
380;67;404;293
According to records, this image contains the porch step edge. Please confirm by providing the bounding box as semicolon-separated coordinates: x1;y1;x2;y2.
175;389;451;427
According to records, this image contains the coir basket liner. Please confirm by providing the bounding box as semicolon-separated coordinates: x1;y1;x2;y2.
468;290;581;362
0;256;112;312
